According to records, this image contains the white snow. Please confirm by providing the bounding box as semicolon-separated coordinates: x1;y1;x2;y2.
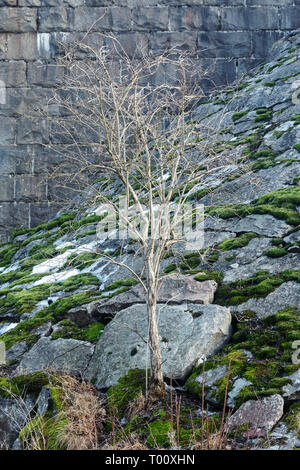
32;241;98;275
33;269;80;286
0;323;18;336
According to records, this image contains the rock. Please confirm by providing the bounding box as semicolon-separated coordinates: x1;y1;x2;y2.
231;282;300;318
188;364;228;406
71;274;218;323
267;421;300;450
16;337;94;375
231;214;292;238
200;163;299;206
223;254;299;283
87;303;232;389
228;394;284;436
0;396;34;448
284;230;300;244
282;369;300;401
6;340;30;365
215;237;273;268
186;360;252;408
203;230;236;249
227;378;252;409
36;387;52;417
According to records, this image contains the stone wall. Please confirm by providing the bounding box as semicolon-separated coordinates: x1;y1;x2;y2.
0;0;300;242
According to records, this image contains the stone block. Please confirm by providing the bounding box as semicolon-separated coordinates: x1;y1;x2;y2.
16;117;50;145
132;7;169;31
247;0;293;5
74;7;131;32
0;34;7;60
30;202;60;227
15;175;47;203
280;6;300;30
0;0;17;5
0;202;30;234
105;32;149;58
0;145;33;174
0;88;29;117
0;8;37;33
169;6;220;32
0;117;15;144
204;0;243;4
0;61;27;87
200;58;236;89
0;175;14;202
149;31;197;55
252;31;284;58
19;0;41;5
27;62;64;87
7;33;38;60
221;7;279;31
198;31;251;58
38;7;72;32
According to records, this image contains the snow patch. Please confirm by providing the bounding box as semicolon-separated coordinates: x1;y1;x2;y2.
0;323;18;336
33;269;80;286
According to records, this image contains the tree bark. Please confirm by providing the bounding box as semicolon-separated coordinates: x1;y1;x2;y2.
146;260;164;391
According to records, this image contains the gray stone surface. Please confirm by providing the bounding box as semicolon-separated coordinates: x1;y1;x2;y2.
282;369;300;401
228;394;284;435
16;337;94;375
230;215;292;238
231;282;300;318
0;396;35;448
78;274;218;323
223;254;300;283
87;303;232;388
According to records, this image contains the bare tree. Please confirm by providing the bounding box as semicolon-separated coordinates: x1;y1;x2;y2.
39;35;248;394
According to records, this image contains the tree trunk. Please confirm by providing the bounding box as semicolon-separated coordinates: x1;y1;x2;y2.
146;261;164;393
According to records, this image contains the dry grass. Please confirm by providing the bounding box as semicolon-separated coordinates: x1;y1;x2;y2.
52;374;107;450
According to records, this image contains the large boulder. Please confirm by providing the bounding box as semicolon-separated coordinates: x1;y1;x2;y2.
16;337;94;375
68;274;218;323
87;303;232;389
228;394;284;436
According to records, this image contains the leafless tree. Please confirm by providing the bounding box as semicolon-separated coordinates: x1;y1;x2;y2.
39;35;248;394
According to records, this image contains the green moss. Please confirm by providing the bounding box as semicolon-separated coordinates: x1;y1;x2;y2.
102;278;138;292
263;81;276;87
194;270;223;284
51;320;104;342
293;144;300;153
218;233;257;251
1;289;102;350
254;108;273;122
214;270;300;306
0;243;21;267
164;263;177;274
232;111;248;122
206;187;300;226
107;369;149;417
265;247;288;258
0;372;49;399
180;252;201;271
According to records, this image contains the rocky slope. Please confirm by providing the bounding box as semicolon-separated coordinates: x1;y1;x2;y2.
0;30;300;450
